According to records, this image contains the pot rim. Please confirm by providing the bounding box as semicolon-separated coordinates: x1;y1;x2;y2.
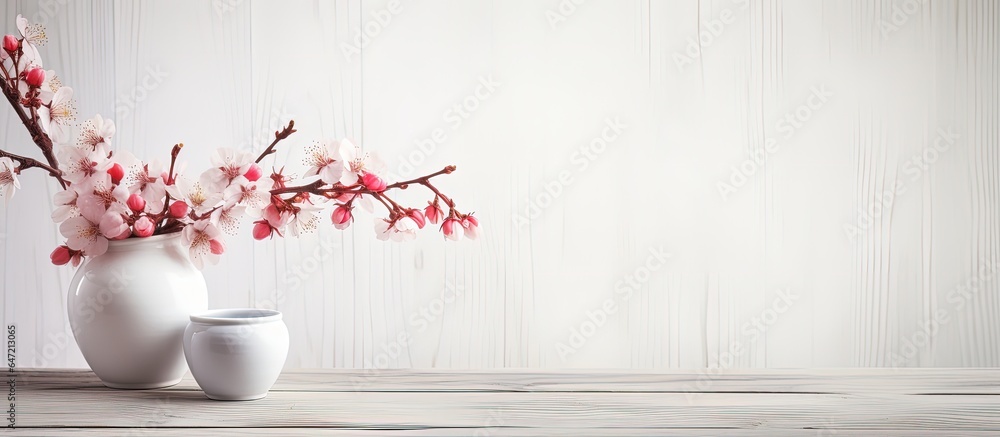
190;308;283;325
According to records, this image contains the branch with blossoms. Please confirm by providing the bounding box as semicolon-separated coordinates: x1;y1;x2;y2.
0;15;75;195
1;14;478;270
251;129;478;246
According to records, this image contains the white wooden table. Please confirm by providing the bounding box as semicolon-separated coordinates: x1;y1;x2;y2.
9;369;1000;435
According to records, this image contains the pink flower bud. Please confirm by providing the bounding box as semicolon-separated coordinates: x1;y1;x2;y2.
209;239;226;255
50;245;71;266
252;221;273;240
332;205;353;225
127;193;146;212
133;216;155;238
263;203;288;228
107;163;125;185
2;35;17;53
168;201;189;218
408;209;426;229
245;163;263;182
462;215;480;240
25;67;45;87
424;203;443;225
362;172;387;192
442;218;463;241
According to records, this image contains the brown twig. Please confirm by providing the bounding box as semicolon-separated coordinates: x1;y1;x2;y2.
255;120;296;164
0;148;62;178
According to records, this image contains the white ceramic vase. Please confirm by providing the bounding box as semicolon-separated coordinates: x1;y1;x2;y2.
183;309;289;401
67;233;208;389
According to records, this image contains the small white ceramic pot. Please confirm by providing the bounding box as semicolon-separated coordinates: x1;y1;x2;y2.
183;309;289;401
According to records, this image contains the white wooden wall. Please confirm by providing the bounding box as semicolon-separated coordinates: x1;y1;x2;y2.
1;0;998;370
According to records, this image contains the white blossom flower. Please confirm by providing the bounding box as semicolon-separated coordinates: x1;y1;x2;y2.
303;140;344;184
335;139;386;186
166;176;222;216
15;15;46;67
77;114;116;151
287;203;322;236
51;189;79;222
58;142;112;184
210;204;246;235
201;148;254;192
223;176;274;216
0;157;21;203
375;216;418;242
59;206;122;258
121;154;167;212
38;87;76;135
181;220;225;269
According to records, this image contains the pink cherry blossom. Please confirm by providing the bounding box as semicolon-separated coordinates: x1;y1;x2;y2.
442;217;463;241
98;212;128;239
123;156;168;212
38;86;75;135
77;179;130;220
375;216;418;242
0;157;21;203
462;215;480;240
263;203;291;229
51;189;79;222
209;239;225;255
335;140;386;186
362;172;387;192
303;139;344;185
287;203;322;236
244;163;263;182
407;209;426;229
181;220;224;269
59;143;112;184
210;204;246;235
331;205;352;230
15;15;45;65
165;176;221;216
223;176;274;215
133;216;155;238
252;221;273;240
201;148;254;192
77;114;115;151
424;203;443;225
59;206;112;258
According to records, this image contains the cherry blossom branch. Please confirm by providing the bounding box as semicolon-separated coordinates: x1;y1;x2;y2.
386;165;457;208
255;120;296;164
153;144;184;228
0;64;66;189
0;148;61;178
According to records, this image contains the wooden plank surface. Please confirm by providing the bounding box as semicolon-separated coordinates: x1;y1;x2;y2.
9;369;1000;435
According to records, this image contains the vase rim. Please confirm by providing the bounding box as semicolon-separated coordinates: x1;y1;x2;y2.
190;308;283;325
106;231;182;250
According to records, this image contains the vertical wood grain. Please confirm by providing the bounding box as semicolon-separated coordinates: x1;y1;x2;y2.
0;0;997;370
